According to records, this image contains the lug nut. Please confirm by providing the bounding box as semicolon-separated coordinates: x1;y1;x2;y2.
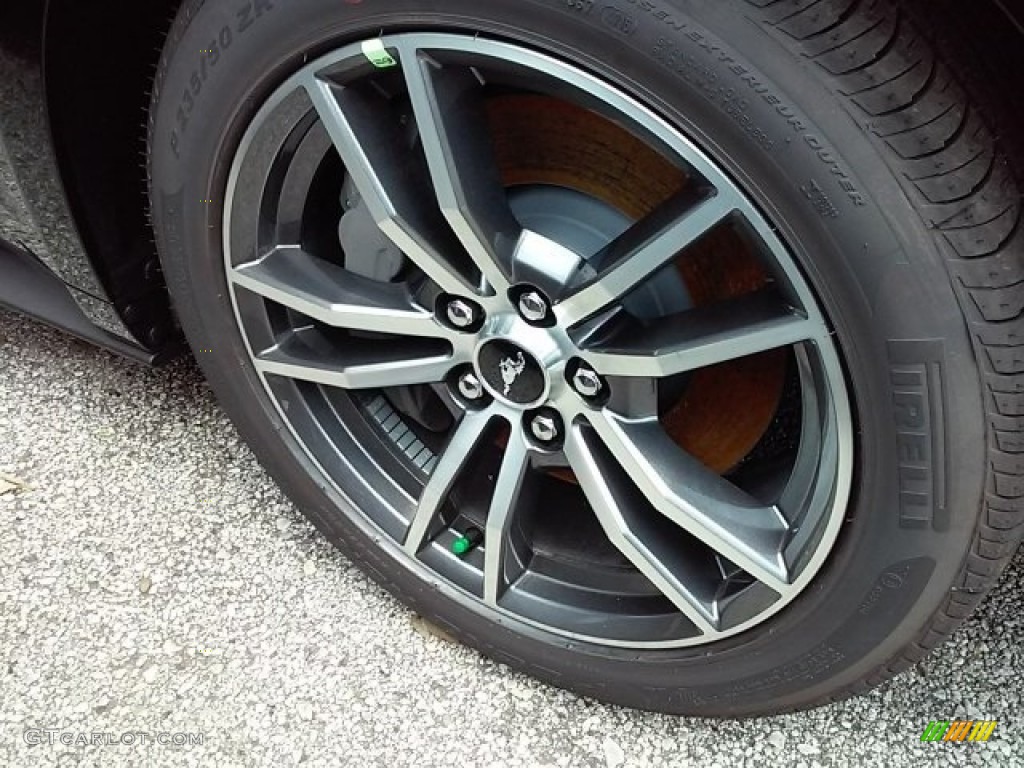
572;365;604;399
457;372;485;401
518;290;550;324
529;412;560;444
446;298;479;330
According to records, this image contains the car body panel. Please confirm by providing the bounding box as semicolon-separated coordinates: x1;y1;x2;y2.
0;4;142;345
0;2;175;361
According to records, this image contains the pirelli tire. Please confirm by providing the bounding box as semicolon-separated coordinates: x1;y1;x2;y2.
148;0;1024;715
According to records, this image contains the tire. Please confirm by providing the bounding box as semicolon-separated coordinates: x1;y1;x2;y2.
147;0;1023;716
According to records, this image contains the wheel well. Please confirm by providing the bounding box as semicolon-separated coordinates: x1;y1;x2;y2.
44;0;183;349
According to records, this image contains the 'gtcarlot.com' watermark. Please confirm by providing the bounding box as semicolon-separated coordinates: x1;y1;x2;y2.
25;729;205;747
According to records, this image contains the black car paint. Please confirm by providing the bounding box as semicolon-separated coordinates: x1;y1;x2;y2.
0;3;154;358
0;0;1022;363
0;2;179;362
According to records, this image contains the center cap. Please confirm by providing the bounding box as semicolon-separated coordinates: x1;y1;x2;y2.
477;339;548;406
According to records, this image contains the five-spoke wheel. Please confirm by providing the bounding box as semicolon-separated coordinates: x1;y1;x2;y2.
223;33;852;647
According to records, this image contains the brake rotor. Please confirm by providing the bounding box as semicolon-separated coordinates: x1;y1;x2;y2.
485;95;787;474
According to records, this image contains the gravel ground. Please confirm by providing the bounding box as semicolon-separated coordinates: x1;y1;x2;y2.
1;309;1020;768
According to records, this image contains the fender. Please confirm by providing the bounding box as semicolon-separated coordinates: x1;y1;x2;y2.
0;3;146;352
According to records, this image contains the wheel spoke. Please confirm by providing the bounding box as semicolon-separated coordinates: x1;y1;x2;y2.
232;246;451;339
404;408;499;555
483;424;533;605
580;291;819;378
585;411;792;592
302;74;477;297
399;45;522;293
254;335;462;390
555;188;737;326
564;424;720;634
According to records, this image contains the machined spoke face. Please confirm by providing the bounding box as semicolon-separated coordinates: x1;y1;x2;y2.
255;337;464;390
579;291;820;378
404;408;499;556
582;411;792;593
555;189;738;327
398;44;523;294
483;424;533;605
565;425;721;634
225;32;854;649
303;73;478;298
232;246;452;339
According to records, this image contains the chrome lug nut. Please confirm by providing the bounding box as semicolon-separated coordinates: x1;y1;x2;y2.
457;372;485;401
572;365;604;399
529;413;560;444
518;291;550;324
446;298;479;330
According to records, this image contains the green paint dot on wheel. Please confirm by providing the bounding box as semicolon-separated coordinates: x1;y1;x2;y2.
361;39;397;69
452;537;471;556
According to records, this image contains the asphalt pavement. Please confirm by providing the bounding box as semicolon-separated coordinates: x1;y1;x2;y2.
1;309;1021;768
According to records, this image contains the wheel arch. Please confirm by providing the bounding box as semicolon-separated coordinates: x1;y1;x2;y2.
43;0;184;351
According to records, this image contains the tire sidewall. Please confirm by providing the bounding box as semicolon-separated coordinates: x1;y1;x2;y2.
149;0;986;714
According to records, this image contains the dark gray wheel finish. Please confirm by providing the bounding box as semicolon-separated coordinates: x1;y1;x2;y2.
222;33;853;648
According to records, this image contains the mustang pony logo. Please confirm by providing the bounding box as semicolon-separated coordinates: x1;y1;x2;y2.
499;353;527;395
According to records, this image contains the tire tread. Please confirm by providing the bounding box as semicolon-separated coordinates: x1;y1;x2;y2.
749;0;1024;709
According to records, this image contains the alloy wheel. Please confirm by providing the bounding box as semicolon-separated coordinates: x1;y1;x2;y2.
223;33;853;648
